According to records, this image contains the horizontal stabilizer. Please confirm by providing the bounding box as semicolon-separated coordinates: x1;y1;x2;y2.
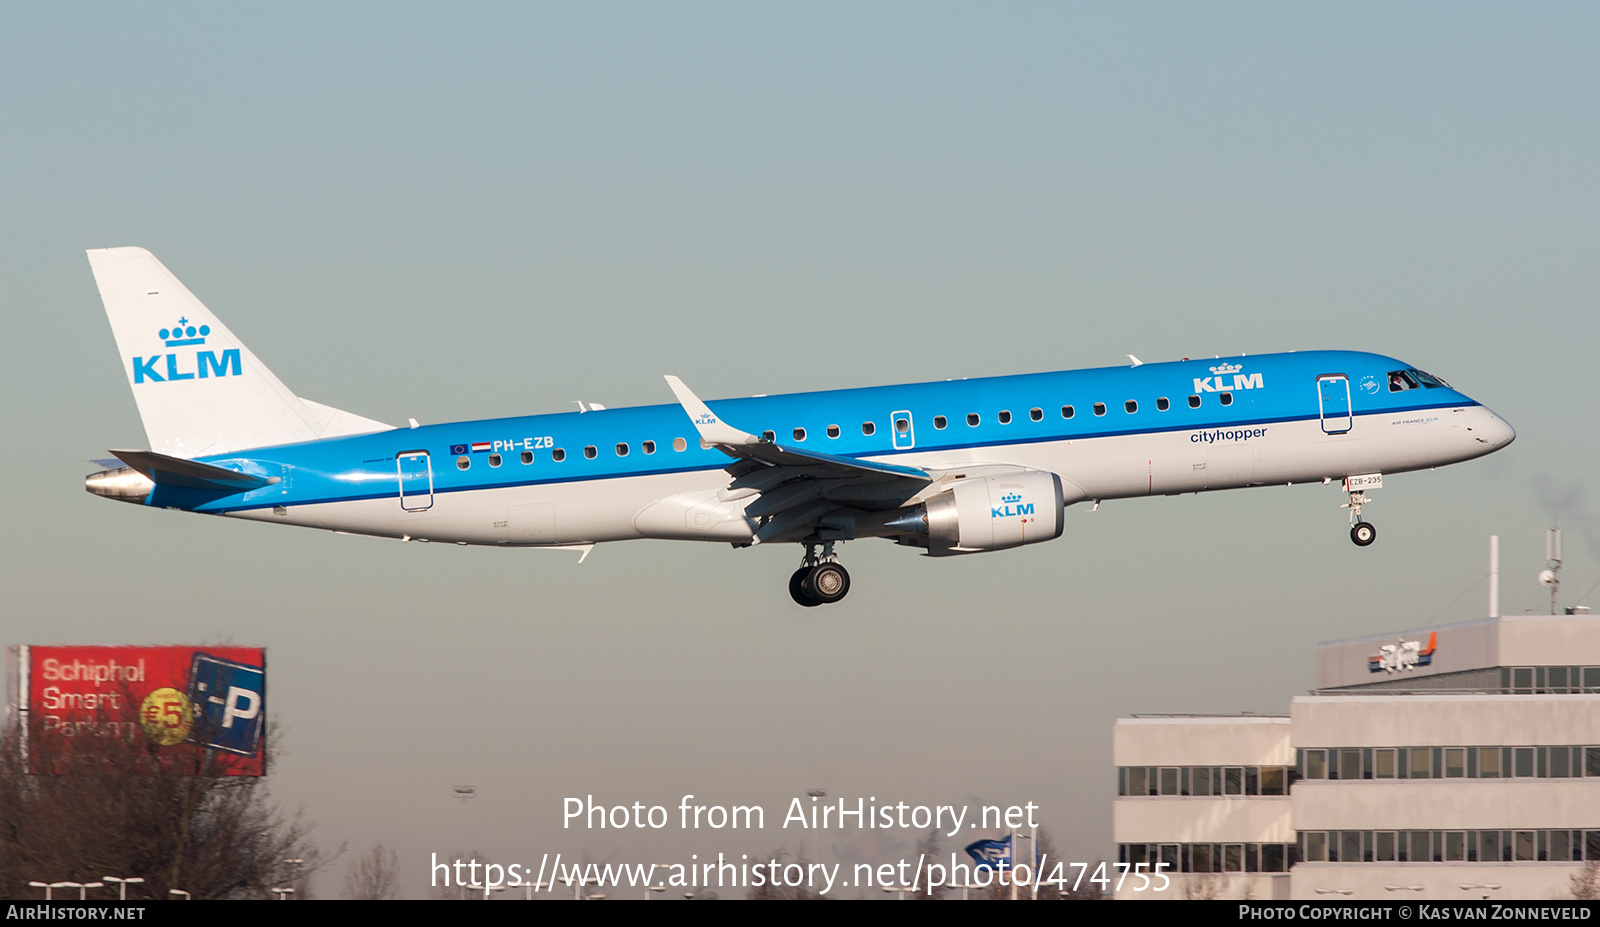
110;449;280;493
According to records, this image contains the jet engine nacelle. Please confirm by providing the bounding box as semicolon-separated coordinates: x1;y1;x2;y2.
887;470;1066;555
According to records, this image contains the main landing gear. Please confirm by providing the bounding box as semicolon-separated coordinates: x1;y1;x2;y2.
789;541;851;607
1343;490;1376;547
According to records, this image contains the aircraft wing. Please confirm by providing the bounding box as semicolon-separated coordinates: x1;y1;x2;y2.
664;376;932;537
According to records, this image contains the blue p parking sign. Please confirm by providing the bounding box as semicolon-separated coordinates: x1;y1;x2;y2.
186;652;266;756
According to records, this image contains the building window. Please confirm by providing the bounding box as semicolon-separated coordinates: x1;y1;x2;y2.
1374;748;1396;778
1159;767;1179;796
1409;747;1433;779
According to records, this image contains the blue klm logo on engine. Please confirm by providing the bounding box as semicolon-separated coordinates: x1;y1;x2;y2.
132;318;242;383
185;652;265;757
992;491;1033;519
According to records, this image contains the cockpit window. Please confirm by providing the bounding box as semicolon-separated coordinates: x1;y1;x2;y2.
1387;370;1419;392
1409;368;1449;389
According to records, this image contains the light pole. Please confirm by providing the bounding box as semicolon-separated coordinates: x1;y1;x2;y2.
1315;888;1353;895
282;858;304;899
453;785;477;901
26;882;52;901
523;881;551;900
647;885;667;900
884;886;918;900
104;877;145;900
270;887;295;901
167;889;191;900
1461;883;1501;901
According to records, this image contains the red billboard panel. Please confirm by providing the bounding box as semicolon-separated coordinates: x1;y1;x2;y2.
7;645;266;776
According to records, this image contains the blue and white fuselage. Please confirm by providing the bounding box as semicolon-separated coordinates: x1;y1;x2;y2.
84;248;1514;605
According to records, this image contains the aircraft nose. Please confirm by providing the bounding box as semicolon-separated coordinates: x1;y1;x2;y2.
1480;410;1515;450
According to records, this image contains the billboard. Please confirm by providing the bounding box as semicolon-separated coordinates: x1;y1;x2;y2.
6;645;266;776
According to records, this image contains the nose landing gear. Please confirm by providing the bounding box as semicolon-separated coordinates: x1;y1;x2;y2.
1343;488;1376;547
789;541;851;606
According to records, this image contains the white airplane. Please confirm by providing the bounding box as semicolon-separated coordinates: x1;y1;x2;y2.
84;247;1515;605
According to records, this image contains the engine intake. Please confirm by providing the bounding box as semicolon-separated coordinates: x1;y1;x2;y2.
886;470;1066;555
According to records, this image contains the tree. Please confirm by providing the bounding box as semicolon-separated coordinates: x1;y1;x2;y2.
0;719;330;900
1572;860;1600;900
343;843;401;900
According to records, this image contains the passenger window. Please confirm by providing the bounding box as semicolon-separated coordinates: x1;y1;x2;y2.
642;440;656;455
488;453;502;467
1061;405;1075;419
1188;395;1200;409
457;456;470;470
615;443;629;457
793;427;806;441
1029;407;1043;421
933;416;947;429
1156;397;1169;411
672;437;686;452
584;446;597;459
966;413;980;427
1093;403;1106;416
826;424;840;438
895;417;910;433
1388;370;1419;392
1219;392;1233;406
997;410;1012;425
520;450;534;464
1124;400;1137;414
762;430;775;442
861;422;875;436
552;448;566;462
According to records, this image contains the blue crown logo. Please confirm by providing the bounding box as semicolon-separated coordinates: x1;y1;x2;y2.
159;317;210;347
1001;492;1022;504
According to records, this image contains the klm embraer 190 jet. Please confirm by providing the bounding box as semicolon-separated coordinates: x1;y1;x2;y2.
84;248;1515;606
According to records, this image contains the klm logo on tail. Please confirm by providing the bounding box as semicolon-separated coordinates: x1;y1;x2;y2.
1193;362;1264;394
132;318;241;384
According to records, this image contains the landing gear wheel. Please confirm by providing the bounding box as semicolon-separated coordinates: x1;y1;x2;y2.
807;562;851;604
790;568;823;606
1351;522;1377;547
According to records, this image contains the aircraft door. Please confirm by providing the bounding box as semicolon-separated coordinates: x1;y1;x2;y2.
891;410;915;450
396;451;434;511
1318;375;1352;435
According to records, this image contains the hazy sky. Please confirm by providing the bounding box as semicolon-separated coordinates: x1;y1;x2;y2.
3;3;1598;898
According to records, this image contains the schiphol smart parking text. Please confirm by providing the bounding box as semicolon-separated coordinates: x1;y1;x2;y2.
563;793;1037;838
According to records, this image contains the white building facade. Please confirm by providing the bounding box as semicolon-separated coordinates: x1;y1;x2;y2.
1114;614;1600;901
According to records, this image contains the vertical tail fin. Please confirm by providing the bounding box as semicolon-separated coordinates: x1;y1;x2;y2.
88;247;391;458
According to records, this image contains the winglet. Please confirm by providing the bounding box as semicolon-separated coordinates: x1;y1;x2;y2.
663;376;761;447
